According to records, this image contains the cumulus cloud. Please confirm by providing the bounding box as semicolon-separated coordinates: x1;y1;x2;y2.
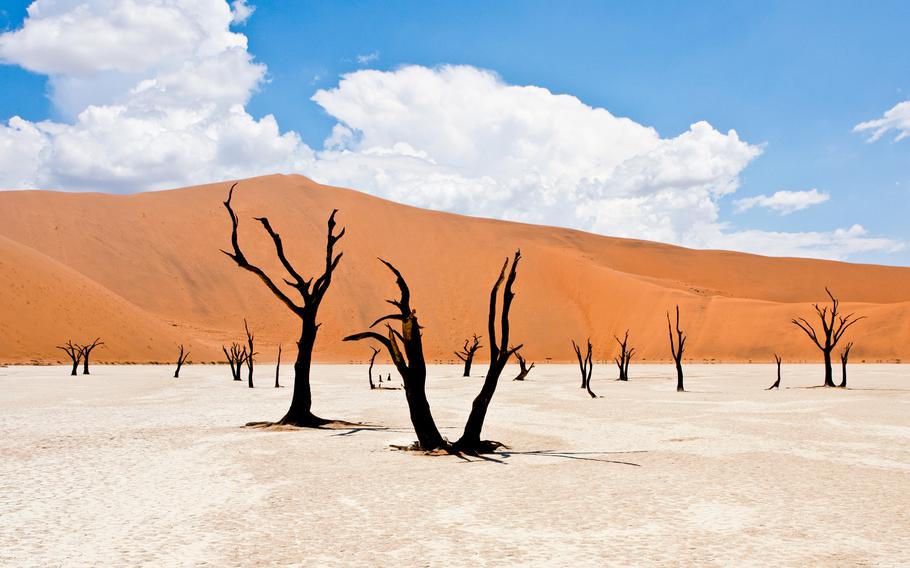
733;189;830;215
0;0;901;260
854;100;910;142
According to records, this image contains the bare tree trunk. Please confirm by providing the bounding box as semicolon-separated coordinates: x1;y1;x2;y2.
613;330;634;381
513;351;534;381
572;339;596;398
767;354;782;390
792;288;865;387
79;338;104;375
57;341;81;376
838;342;853;388
823;349;835;387
244;319;256;389
455;334;482;377
667;307;686;392
367;346;379;390
174;344;190;378
274;344;282;388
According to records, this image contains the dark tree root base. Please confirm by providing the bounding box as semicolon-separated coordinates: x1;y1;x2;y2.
390;440;509;456
244;417;366;430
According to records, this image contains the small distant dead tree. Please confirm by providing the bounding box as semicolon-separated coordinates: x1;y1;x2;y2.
766;354;782;390
79;338;104;375
572;339;596;398
367;346;380;390
274;344;282;388
57;341;82;376
243;319;257;389
174;344;190;378
345;251;522;454
667;306;686;392
222;342;246;381
791;288;865;387
223;183;345;427
513;349;534;381
455;334;482;377
838;342;853;388
613;330;635;381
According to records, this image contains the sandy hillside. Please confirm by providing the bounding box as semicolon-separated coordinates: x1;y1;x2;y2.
1;364;908;566
0;174;909;364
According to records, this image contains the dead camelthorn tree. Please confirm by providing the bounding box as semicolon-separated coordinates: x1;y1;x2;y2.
174;344;190;378
56;341;82;376
345;251;522;455
766;354;782;390
791;288;866;387
243;319;257;389
223;183;345;427
572;339;596;398
455;334;482;377
667;306;686;392
613;330;635;381
513;349;535;381
839;342;853;388
274;344;282;388
222;343;246;381
367;346;380;390
78;338;104;375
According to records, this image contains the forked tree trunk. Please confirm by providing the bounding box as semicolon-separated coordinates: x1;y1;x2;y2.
174;344;190;378
667;306;687;392
79;338;103;375
57;341;81;376
455;334;482;377
513;351;534;381
792;288;865;387
838;342;853;388
767;354;782;390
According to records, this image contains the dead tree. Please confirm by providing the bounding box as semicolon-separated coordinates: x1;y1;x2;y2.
513;350;534;381
791;288;865;387
174;344;190;378
275;344;282;388
613;330;635;381
222;343;246;381
766;354;782;390
455;334;482;377
223;183;345;427
345;251;522;454
667;306;686;392
243;319;257;389
79;338;104;375
367;346;380;390
57;341;82;376
572;339;596;398
838;342;853;388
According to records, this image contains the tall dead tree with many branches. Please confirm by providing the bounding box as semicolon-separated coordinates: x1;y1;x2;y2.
791;288;865;388
345;251;522;455
223;183;345;427
455;334;482;377
572;339;596;398
766;354;782;390
613;330;635;381
667;306;687;392
513;350;534;381
57;341;82;376
174;344;190;378
79;338;104;375
223;343;246;381
839;342;853;388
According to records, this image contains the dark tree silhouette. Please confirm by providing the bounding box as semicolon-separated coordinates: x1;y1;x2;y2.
174;344;190;378
345;251;522;455
222;342;246;381
791;288;865;387
222;183;345;427
613;329;635;381
243;318;257;389
79;338;104;375
513;350;535;381
455;334;482;377
57;341;82;376
838;342;853;388
766;354;782;390
667;306;686;392
367;346;380;390
274;344;282;388
572;339;596;398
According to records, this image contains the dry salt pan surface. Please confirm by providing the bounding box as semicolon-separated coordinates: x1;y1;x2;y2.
1;363;909;567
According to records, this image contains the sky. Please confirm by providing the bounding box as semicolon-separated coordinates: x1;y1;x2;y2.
0;1;908;265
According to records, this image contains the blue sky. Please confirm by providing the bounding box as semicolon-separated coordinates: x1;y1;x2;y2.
0;1;908;264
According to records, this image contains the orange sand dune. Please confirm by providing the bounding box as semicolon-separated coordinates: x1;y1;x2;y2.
0;174;908;364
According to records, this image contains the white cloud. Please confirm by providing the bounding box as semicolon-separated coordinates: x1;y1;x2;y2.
854;100;910;142
733;188;830;215
355;51;379;65
0;1;901;261
230;0;255;25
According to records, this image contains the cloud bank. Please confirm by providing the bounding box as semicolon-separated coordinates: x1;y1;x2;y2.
0;0;901;260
